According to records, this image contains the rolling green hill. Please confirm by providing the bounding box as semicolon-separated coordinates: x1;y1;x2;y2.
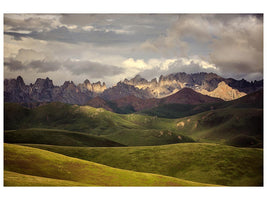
174;108;263;147
4;128;124;147
140;103;218;118
24;143;263;186
4;171;94;186
4;99;263;147
4;143;213;186
4;103;194;146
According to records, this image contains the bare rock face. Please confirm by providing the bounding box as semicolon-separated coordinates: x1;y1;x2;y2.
4;72;263;106
123;72;226;98
4;76;106;105
198;81;246;101
123;72;262;100
4;76;32;103
30;78;54;102
101;82;153;101
92;81;107;93
78;80;106;94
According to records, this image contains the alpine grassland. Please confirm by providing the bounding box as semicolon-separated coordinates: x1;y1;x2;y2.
4;143;214;186
24;143;263;186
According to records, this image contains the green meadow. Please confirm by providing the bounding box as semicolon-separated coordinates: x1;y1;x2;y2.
4;95;263;186
4;143;213;186
23;143;263;186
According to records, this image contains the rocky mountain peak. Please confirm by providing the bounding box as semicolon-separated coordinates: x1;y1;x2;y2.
159;75;164;82
129;74;148;84
84;79;91;85
91;81;106;93
151;78;158;84
4;73;263;105
62;81;75;89
101;81;153;101
16;76;25;87
198;81;246;101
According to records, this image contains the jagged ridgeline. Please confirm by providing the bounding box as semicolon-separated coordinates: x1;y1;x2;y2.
4;76;106;105
4;72;263;106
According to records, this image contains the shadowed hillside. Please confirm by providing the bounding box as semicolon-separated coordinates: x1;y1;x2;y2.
4;128;124;147
4;102;194;146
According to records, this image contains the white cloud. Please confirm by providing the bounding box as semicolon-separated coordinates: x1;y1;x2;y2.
121;56;218;81
122;58;151;70
180;57;216;70
82;25;94;31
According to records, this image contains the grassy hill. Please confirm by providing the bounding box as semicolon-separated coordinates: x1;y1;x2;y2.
24;143;263;186
4;171;94;186
4;143;213;186
140;103;218;118
174;108;263;147
4;103;194;146
4;128;124;147
4;100;263;147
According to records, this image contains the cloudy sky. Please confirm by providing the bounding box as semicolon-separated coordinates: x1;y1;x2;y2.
4;14;263;86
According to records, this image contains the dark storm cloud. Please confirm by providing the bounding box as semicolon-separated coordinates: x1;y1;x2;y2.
5;26;152;45
4;57;124;77
4;59;24;71
28;60;62;72
60;14;178;45
142;14;263;77
209;15;263;75
5;14;178;45
63;60;125;78
4;58;61;73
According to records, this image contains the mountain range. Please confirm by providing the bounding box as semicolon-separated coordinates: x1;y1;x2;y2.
4;72;263;109
4;76;106;105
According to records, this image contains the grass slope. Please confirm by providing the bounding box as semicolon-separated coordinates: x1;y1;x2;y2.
141;103;210;118
4;128;124;147
4;143;212;186
26;143;263;186
5;102;263;147
174;108;263;147
4;171;94;186
4;102;194;146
